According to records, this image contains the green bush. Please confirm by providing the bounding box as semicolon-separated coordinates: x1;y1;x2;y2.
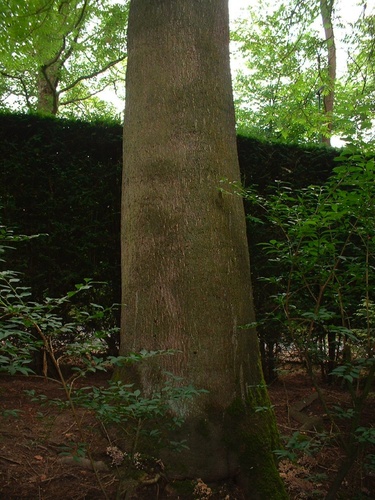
236;144;375;499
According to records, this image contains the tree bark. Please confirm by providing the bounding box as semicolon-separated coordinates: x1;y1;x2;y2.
119;1;286;497
320;0;336;146
37;64;59;115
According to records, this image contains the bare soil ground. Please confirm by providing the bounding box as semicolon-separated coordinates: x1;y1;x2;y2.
0;370;374;499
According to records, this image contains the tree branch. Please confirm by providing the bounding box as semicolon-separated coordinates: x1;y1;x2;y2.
59;79;121;106
59;54;126;94
0;70;34;109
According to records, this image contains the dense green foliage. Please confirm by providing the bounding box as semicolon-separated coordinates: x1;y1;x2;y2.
241;145;375;366
232;0;374;144
235;145;375;497
1;0;373;144
0;0;128;117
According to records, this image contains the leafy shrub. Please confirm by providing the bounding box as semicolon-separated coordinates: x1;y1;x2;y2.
227;143;375;498
0;225;206;496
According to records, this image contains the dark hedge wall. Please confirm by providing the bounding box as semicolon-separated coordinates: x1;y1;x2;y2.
0;113;338;310
237;136;338;294
0;113;122;304
238;135;336;190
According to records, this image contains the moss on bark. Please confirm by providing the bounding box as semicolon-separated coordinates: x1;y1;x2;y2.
222;377;287;499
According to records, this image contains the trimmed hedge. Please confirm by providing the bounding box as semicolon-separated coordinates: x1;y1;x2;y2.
238;135;336;190
0;113;122;304
0;113;337;310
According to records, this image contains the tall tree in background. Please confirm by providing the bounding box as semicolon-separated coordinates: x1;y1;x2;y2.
232;0;327;142
120;0;286;497
339;4;375;142
319;0;336;145
232;0;374;145
0;0;128;116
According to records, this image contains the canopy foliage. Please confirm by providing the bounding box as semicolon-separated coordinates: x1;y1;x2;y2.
231;0;375;145
0;0;128;118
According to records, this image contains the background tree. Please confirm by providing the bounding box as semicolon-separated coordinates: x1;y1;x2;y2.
231;0;374;145
0;0;128;117
232;0;328;142
119;0;286;497
319;0;336;145
337;5;375;142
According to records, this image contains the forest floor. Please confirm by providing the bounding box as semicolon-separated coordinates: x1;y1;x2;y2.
0;368;374;499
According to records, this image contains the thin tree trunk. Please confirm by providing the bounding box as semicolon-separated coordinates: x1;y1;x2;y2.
119;1;287;497
320;0;336;146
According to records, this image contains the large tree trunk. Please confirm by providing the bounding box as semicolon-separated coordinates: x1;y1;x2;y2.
37;65;59;115
119;1;286;497
320;0;336;146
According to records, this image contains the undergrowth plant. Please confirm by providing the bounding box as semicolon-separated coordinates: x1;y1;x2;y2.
223;143;375;498
0;225;206;498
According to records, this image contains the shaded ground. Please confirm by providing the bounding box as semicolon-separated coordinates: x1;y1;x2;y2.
268;369;374;499
0;370;374;499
